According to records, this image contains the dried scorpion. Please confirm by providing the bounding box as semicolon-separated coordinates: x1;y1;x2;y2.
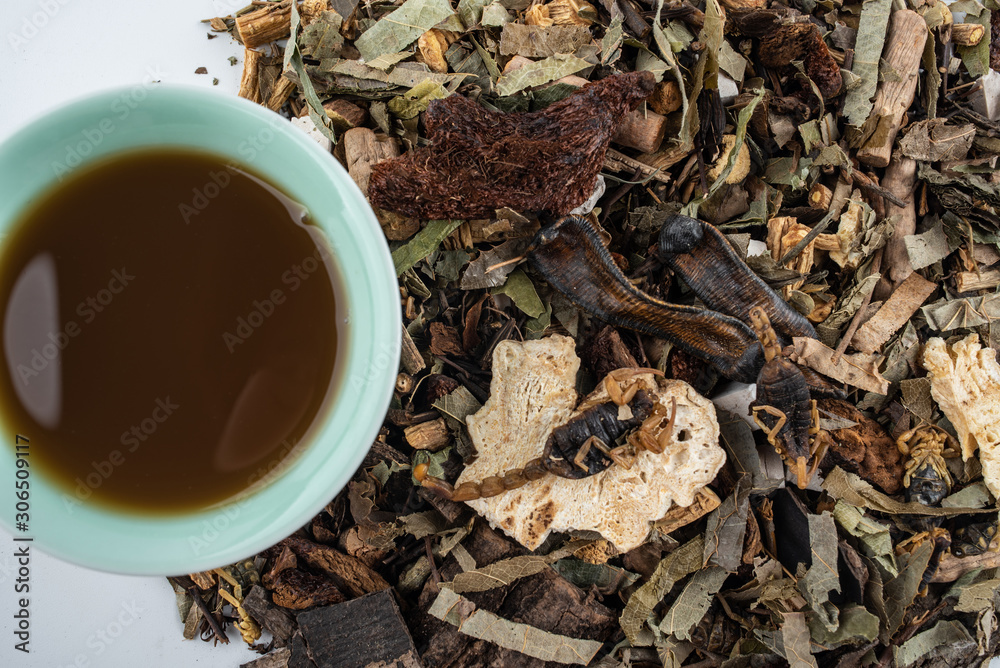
749;307;835;489
414;369;677;501
896;424;960;506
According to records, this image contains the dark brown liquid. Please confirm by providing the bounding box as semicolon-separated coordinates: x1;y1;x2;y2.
0;148;341;514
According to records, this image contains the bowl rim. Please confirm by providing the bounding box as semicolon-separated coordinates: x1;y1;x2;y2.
0;83;402;574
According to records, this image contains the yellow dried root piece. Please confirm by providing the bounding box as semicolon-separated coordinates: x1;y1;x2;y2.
418;29;459;74
922;335;1000;495
458;335;725;552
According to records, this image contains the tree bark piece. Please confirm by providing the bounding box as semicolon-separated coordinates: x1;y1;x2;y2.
243;585;297;646
238;48;264;103
241;647;292;668
282;535;392;598
857;10;928;167
297;590;422;668
270;569;345;610
612;108;667;153
874;156;918;300
267;77;298;111
852;272;937;354
236;0;293;49
344;127;420;241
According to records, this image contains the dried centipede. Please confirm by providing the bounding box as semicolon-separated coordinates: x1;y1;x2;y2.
414;369;677;501
528;216;764;383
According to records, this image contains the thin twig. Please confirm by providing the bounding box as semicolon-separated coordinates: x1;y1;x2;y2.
778;212;835;266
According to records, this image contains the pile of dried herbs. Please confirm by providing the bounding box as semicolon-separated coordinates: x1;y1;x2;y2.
178;0;1000;666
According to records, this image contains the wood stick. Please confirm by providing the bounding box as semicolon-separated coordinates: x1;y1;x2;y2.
857;10;928;167
952;22;986;46
852;272;937;353
237;48;264;103
266;76;297;111
236;0;292;49
613;108;668;153
873;156;918;301
956;269;1000;292
604;148;673;184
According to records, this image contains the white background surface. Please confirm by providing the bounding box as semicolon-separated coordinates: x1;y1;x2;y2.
0;1;266;666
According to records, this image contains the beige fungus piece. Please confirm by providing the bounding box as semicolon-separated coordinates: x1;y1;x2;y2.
923;335;1000;495
460;335;725;552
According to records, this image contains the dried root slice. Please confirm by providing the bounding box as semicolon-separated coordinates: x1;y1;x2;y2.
418;29;459;74
547;0;598;26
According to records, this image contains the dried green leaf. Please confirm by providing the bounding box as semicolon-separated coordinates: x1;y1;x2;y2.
494;268;545;317
904;219;955;270
366;51;413;71
620;536;705;644
285;1;339;143
921;294;1000;331
433;386;482;424
799;511;841;632
400;509;448;539
552;558;640;593
780;611;818;668
447;543;583;593
832;501;897;577
428;587;604;664
500;24;592;58
299;10;344;65
658;566;728;640
392;219;463;276
883;540;933;638
955;4;991;78
457;0;490;28
824;467;996;517
433;249;472;283
327;59;465;89
844;0;892;127
899;120;975;162
495;54;592;96
899;377;934;423
460;238;530;290
354;0;457;62
480;0;511;27
956;578;1000;613
894;620;973;667
808;604;880;648
703;475;750;572
388;80;451;119
718;39;746;82
941;482;992;509
601;15;624;66
524;301;552;339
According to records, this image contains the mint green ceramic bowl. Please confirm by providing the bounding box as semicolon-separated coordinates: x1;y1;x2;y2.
0;85;400;574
